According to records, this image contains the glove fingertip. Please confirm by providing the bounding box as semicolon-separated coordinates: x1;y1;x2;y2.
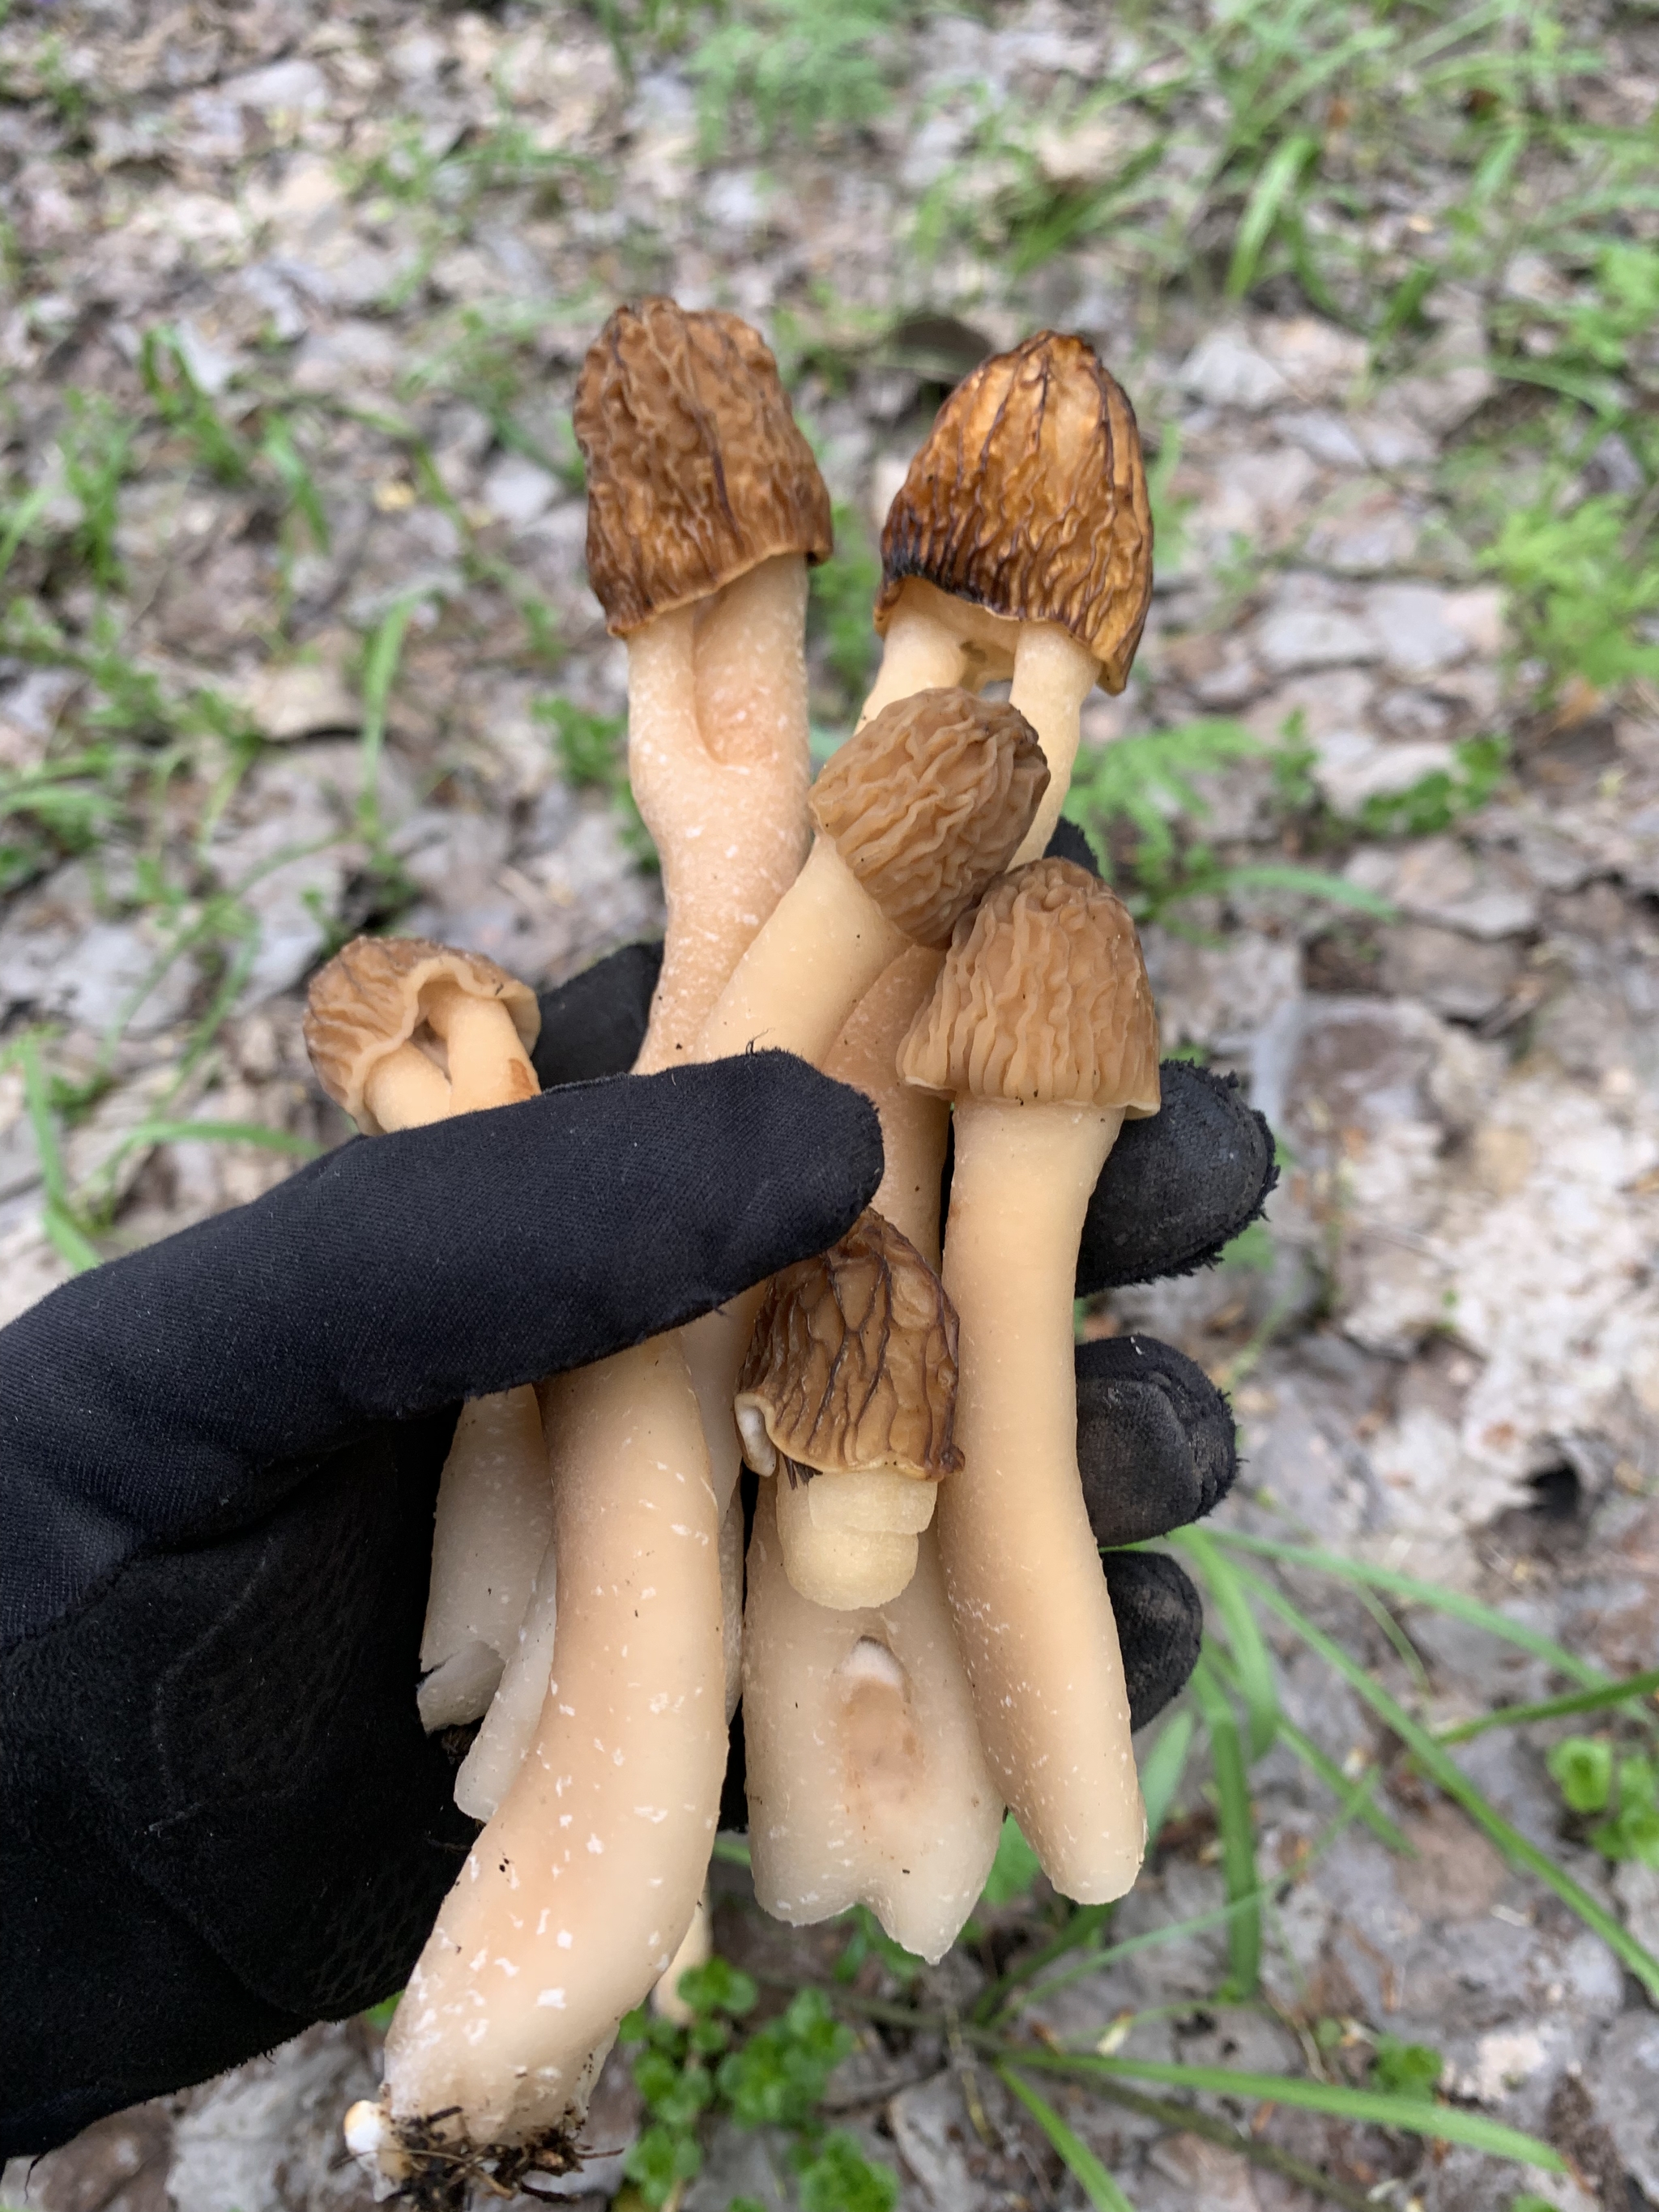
1104;1550;1204;1733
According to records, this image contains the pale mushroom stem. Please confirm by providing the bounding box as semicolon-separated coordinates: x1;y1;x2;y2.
362;1042;452;1133
937;1097;1145;1903
854;602;966;731
351;1004;552;1740
1008;623;1102;864
424;987;539;1112
823;947;949;1266
630;556;812;1072
694;834;911;1066
742;1486;1002;1963
384;1342;723;2142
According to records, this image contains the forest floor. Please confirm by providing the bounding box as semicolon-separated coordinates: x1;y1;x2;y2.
2;2;1659;2209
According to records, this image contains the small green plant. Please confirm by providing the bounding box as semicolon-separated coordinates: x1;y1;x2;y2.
1370;2033;1444;2103
808;502;882;706
60;393;134;590
620;1963;895;2210
1482;487;1659;695
1063;719;1388;927
1354;735;1509;841
1547;1737;1659;1865
535;695;657;868
688;0;902;155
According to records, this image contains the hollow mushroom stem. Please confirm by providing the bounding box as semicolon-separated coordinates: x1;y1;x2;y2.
899;859;1162;1903
303;940;552;1738
742;1486;1002;1963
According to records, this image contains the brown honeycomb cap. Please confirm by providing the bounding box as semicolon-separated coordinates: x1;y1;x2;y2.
574;297;834;635
735;1208;962;1484
898;857;1160;1112
304;936;540;1133
875;332;1153;694
808;688;1049;948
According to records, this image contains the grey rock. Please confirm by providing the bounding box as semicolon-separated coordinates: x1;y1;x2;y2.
1256;603;1379;674
1273;408;1368;468
1142;928;1301;1058
480;452;559;529
168;2023;377;2212
1589;2013;1659;2197
1364;581;1473;678
1345;837;1540;940
1314;730;1456;815
1179;328;1292;411
1304;485;1422;575
1379;921;1521;1020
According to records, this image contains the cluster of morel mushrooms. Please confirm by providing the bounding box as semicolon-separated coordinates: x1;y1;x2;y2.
311;297;1158;2197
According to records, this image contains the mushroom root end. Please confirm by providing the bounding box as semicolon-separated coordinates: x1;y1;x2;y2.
343;2100;585;2212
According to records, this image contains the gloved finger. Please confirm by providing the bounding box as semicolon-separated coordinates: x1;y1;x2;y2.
1106;1549;1204;1733
1078;1063;1277;1294
0;1052;881;1643
1077;1333;1236;1546
532;940;663;1089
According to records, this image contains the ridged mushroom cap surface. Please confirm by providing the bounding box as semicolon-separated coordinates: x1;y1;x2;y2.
808;688;1049;948
574;296;834;635
898;857;1160;1112
875;332;1153;694
735;1208;963;1482
304;936;540;1133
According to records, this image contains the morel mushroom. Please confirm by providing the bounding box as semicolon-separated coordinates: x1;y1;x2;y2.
736;1208;962;1610
575;298;831;1071
899;858;1161;1903
742;1488;1002;1963
698;685;1049;1066
859;333;1152;864
304;937;548;1733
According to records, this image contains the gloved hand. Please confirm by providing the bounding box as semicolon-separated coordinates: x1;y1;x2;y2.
0;925;1273;2161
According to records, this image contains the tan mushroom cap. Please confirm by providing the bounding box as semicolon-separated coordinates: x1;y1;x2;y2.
304;936;540;1134
574;297;834;636
874;332;1153;695
735;1208;963;1485
898;858;1160;1113
808;688;1049;948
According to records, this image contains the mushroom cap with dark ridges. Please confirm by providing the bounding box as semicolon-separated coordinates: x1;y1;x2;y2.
574;297;834;635
808;688;1049;948
874;332;1153;695
735;1208;962;1482
898;857;1160;1112
304;936;540;1133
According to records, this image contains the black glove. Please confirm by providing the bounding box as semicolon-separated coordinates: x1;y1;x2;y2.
0;916;1272;2162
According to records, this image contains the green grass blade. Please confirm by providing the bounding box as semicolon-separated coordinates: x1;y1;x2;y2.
1274;1712;1411;1852
1140;1709;1196;1846
1182;1530;1278;1760
1219;863;1396;917
1017;2052;1565;2172
1187;1652;1260;1995
43;1199;100;1273
1000;2069;1137;2210
1437;1669;1659;1745
1233;1562;1659;2003
1201;1530;1607;1686
0;482;53;586
1226;132;1318;298
357;595;425;844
